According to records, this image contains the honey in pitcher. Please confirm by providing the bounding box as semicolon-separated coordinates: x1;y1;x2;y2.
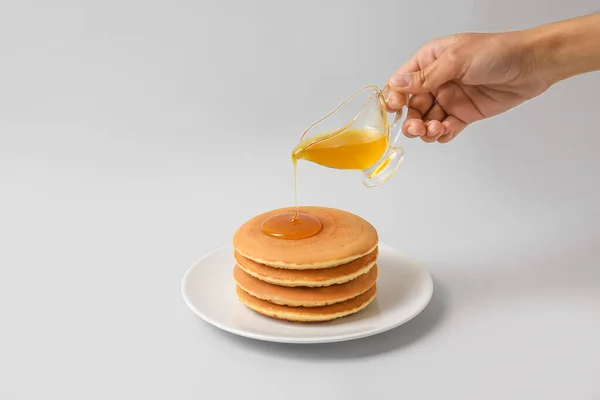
292;127;388;170
260;127;388;240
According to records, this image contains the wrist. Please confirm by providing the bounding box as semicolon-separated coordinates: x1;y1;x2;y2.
520;13;600;85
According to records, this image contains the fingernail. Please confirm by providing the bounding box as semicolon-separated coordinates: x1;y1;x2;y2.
426;123;438;137
386;95;401;110
407;125;419;137
390;74;411;88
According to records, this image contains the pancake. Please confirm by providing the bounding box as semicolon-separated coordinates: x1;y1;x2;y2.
236;284;377;322
233;263;378;307
233;206;378;269
234;247;378;287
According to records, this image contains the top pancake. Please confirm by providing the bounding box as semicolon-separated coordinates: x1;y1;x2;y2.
233;206;378;269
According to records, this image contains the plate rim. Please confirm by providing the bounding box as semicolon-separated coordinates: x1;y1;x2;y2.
181;243;434;344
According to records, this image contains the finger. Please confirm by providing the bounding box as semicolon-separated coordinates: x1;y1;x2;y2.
437;132;455;143
389;49;462;94
402;93;435;138
438;115;468;143
403;119;426;138
421;120;444;142
384;40;441;103
384;89;406;112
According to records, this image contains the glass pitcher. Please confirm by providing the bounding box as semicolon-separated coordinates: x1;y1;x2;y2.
292;85;406;187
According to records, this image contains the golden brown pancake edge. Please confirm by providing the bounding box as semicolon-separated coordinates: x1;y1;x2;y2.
233;264;378;307
234;247;378;287
236;284;377;322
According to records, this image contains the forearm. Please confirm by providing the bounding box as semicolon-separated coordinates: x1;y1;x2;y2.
523;12;600;84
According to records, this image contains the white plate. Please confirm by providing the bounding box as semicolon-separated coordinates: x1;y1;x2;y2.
181;243;433;344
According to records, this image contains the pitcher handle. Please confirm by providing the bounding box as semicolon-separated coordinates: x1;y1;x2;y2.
388;91;410;146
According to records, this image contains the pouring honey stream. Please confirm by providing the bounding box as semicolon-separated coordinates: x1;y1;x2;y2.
260;85;407;240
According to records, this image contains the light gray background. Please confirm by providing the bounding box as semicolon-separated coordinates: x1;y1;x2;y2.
1;1;599;399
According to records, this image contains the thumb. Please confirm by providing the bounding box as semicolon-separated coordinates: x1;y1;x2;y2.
389;52;460;94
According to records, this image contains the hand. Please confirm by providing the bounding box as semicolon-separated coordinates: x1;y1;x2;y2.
384;32;552;143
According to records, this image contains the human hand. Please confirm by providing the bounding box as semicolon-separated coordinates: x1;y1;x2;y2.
384;31;552;143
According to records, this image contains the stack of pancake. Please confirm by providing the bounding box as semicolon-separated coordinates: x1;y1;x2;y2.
232;206;379;322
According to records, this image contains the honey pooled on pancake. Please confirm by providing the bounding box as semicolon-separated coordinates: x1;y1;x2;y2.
233;206;378;269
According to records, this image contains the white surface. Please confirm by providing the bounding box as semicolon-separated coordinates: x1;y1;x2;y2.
181;244;433;343
1;0;599;399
